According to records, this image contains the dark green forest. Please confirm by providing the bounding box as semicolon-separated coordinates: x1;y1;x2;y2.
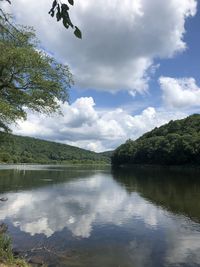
112;114;200;166
0;132;110;164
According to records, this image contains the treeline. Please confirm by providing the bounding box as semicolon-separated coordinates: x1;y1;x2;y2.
112;114;200;166
0;132;110;164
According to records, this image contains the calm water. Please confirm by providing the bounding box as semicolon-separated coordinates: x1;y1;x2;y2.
0;165;200;267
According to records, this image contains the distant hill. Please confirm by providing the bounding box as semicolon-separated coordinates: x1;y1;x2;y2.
98;150;113;158
0;132;111;164
112;114;200;166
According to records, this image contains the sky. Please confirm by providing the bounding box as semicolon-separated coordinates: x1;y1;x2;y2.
3;0;200;152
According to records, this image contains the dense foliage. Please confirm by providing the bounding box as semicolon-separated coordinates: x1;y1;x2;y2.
112;114;200;166
0;13;73;131
0;132;110;164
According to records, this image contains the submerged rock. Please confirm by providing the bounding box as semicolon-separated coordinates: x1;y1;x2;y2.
0;197;8;202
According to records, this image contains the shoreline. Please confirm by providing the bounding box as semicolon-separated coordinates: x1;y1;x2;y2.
111;163;200;171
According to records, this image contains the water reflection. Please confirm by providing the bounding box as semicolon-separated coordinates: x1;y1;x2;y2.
113;167;200;222
0;165;200;267
0;171;162;238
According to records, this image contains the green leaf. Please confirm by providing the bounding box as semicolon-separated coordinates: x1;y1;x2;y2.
74;26;82;39
56;12;62;21
52;0;57;10
62;18;69;29
56;6;62;21
50;10;55;17
68;0;74;5
62;11;73;28
61;3;69;11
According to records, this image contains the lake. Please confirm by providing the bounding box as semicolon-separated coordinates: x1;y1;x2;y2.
0;165;200;267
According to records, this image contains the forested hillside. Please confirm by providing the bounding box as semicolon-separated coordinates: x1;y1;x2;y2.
112;114;200;166
0;133;110;164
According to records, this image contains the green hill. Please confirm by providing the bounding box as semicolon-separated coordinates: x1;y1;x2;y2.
0;132;110;164
112;114;200;166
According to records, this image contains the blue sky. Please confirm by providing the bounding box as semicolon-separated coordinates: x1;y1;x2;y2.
69;5;200;111
4;0;200;151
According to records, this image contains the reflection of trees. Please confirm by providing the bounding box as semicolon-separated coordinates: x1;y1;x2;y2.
0;166;108;194
112;167;200;223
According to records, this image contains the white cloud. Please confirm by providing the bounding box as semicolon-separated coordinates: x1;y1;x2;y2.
8;0;197;94
159;77;200;108
1;169;200;267
0;173;165;238
166;226;200;265
1;167;200;266
12;97;187;152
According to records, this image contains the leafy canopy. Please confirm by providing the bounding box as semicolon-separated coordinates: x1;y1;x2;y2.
112;114;200;166
0;14;73;131
0;132;111;164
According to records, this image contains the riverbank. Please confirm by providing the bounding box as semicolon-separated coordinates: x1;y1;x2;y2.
112;163;200;171
0;225;29;267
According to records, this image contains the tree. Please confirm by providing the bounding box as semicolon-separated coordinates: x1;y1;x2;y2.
0;14;73;132
112;115;200;166
0;0;82;39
